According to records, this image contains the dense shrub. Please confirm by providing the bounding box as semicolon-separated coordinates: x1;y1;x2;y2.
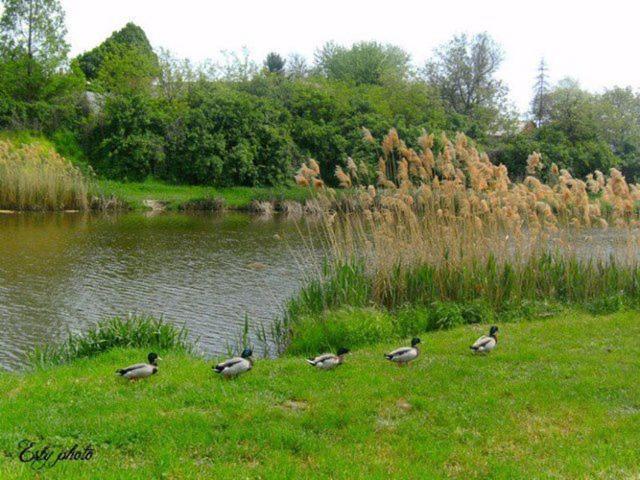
162;84;296;186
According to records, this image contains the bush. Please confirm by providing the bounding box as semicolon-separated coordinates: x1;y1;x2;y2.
163;84;296;186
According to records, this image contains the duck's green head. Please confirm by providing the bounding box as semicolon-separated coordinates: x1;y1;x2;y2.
411;338;421;347
489;326;499;336
337;348;350;356
241;348;253;359
148;352;161;365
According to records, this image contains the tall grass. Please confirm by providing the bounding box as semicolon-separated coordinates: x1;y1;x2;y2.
31;314;193;368
0;139;90;210
281;129;640;352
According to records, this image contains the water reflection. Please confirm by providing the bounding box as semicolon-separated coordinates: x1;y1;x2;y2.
0;211;320;371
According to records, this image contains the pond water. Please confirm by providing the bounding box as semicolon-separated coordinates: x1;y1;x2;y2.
0;211;321;371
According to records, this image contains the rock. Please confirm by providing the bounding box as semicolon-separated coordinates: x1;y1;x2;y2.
249;200;274;216
142;199;167;212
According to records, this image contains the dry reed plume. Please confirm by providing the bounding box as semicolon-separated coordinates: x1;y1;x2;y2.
290;129;640;315
0;140;90;211
296;129;640;230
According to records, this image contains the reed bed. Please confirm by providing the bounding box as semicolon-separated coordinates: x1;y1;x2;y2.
0;140;90;210
283;129;640;351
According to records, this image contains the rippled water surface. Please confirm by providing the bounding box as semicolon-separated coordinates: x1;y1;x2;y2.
0;212;320;370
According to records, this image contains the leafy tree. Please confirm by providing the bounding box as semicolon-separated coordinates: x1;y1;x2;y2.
88;92;166;180
596;87;640;179
264;52;285;74
215;47;257;81
286;53;309;79
315;41;410;85
76;22;156;80
425;33;508;134
163;84;296;186
156;48;199;102
95;43;160;94
0;0;69;72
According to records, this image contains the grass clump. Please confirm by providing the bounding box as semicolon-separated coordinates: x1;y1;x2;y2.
30;314;193;368
0;139;89;210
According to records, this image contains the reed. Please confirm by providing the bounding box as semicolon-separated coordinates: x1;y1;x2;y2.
283;129;640;352
30;314;193;368
0;140;90;210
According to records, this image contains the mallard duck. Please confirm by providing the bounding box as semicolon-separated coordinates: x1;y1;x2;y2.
385;338;421;366
306;348;350;370
470;326;499;353
213;348;253;378
116;352;161;381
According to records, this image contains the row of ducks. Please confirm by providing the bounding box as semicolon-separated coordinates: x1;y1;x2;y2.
116;325;499;380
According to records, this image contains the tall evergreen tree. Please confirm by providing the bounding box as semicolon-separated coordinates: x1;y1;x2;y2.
264;52;285;74
531;58;550;127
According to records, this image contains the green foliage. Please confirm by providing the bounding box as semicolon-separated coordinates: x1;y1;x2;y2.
162;83;296;186
95;43;160;94
264;52;285;74
425;32;510;136
76;22;156;80
30;314;192;367
315;41;411;85
0;0;69;71
88;92;166;181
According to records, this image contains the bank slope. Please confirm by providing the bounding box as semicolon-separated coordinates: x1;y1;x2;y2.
1;311;639;479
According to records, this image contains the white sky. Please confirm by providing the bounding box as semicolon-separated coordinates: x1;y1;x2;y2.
57;0;640;114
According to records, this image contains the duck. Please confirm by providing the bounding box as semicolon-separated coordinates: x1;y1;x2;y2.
384;338;421;366
306;348;350;370
470;326;499;354
116;352;161;381
213;347;253;379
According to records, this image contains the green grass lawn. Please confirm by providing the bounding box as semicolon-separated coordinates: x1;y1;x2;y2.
96;179;313;210
1;310;639;479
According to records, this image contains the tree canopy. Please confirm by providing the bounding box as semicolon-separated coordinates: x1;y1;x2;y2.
76;22;156;81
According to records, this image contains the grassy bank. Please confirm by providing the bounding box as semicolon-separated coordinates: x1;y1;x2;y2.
97;179;313;211
1;311;639;478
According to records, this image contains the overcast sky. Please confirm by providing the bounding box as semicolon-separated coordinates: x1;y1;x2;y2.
60;0;638;114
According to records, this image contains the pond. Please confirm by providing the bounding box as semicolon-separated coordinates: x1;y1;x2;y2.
0;211;321;371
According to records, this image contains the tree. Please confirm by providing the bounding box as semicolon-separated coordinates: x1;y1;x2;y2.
596;87;640;179
531;58;550;127
425;33;508;132
286;53;309;79
264;52;285;74
76;22;156;80
0;0;69;73
315;41;410;85
95;43;160;94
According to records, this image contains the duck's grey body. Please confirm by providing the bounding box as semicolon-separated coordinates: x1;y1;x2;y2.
385;338;421;366
306;348;350;370
214;357;253;378
214;348;253;378
116;353;160;380
471;326;499;353
117;363;158;380
385;346;419;364
306;354;342;370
